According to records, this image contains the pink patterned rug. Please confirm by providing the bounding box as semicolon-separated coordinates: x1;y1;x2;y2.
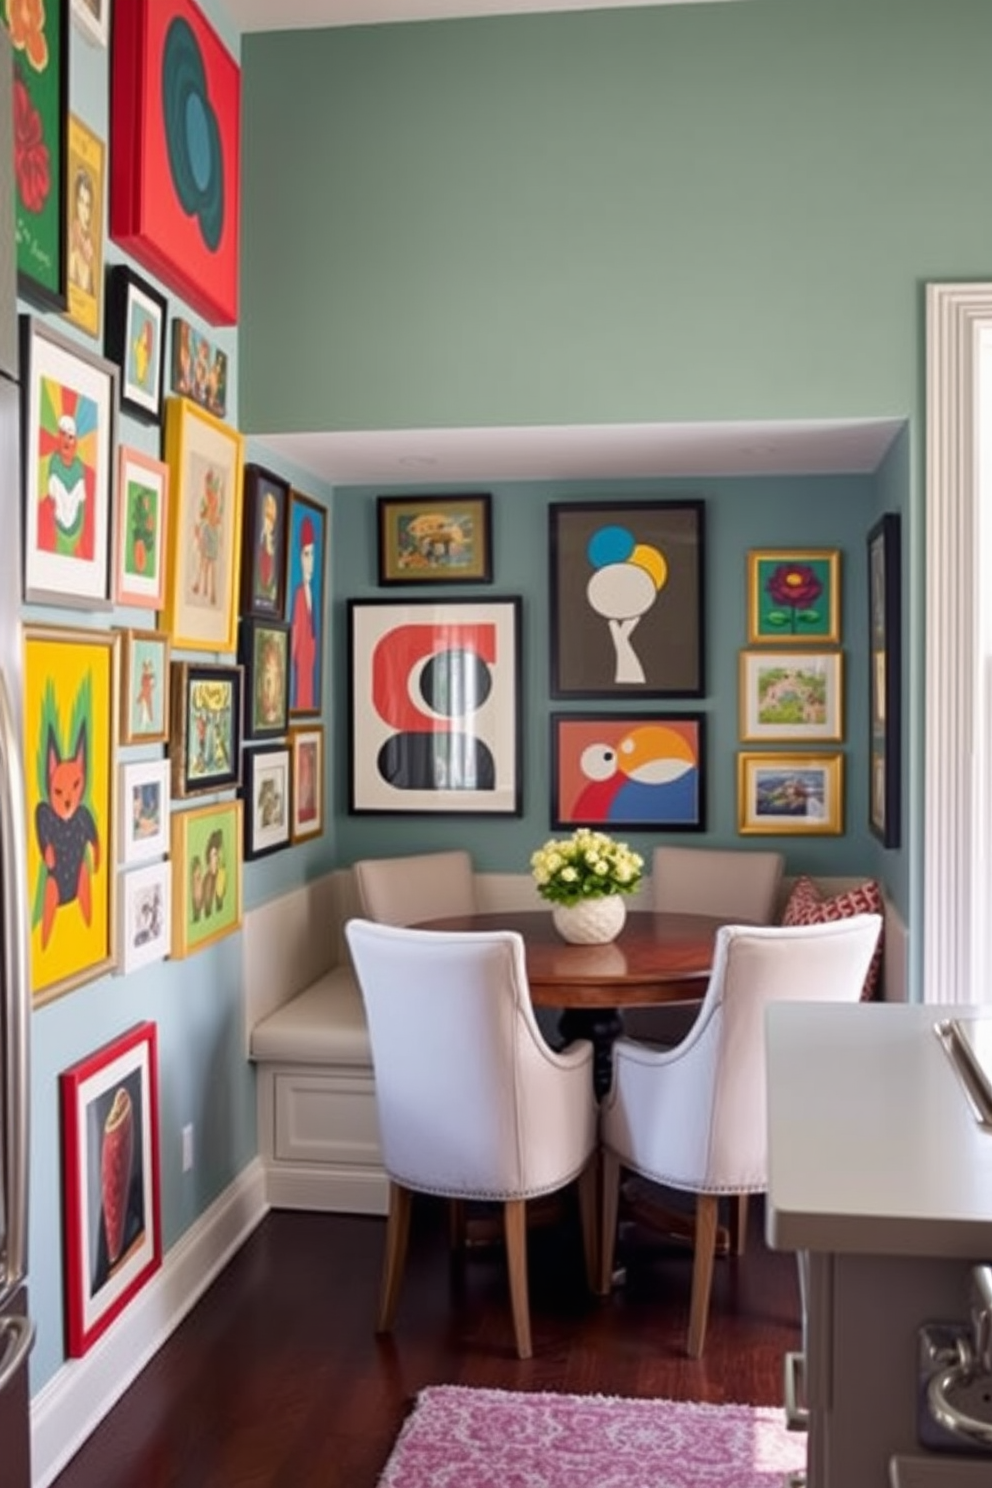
378;1384;806;1487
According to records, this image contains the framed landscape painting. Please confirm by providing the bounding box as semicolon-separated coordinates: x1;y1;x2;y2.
377;494;493;584
550;713;706;831
549;501;705;698
170;800;243;958
739;650;844;744
747;550;841;646
737;752;844;836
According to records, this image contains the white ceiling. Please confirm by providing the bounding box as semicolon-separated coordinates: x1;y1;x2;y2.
226;0;744;33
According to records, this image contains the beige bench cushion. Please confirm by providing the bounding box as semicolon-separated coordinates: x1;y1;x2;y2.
249;967;371;1067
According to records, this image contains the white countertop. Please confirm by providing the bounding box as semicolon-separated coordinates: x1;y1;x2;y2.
766;1001;992;1256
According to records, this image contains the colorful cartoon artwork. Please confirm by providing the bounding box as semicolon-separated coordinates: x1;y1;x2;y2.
170;318;227;417
552;714;705;831
171;801;242;957
189;460;224;608
4;0;68;306
36;384;97;560
286;493;326;716
124;633;168;742
747;550;841;646
187;676;235;783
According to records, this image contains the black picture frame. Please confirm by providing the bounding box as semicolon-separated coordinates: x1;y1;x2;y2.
240;743;292;860
168;660;243;799
550;712;707;832
6;1;69;310
239;617;291;742
868;513;901;848
240;464;289;620
104;264;168;422
549;500;706;698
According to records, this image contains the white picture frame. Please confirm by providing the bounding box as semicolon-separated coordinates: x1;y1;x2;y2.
117;862;171;974
71;0;110;48
118;758;170;866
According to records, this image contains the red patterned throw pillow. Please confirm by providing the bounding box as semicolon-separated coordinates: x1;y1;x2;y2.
780;876;884;1000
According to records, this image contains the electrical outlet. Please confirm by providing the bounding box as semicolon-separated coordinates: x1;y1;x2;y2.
182;1124;194;1173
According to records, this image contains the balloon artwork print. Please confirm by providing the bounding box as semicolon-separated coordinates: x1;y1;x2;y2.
585;524;668;685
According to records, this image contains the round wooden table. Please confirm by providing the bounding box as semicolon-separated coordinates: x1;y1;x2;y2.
414;909;729;1096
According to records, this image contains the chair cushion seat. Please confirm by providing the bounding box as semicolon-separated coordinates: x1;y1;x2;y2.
249;967;371;1066
780;876;883;999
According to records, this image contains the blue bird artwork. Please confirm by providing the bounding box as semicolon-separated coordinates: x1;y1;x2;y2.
559;720;702;830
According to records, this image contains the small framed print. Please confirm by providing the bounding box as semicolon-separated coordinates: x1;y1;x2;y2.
240;464;289;619
59;1022;162;1357
71;0;110;48
286;491;327;716
104;265;168;422
169;661;243;799
170;318;228;419
117;862;171;975
737;751;844;836
65;114;105;339
117;757;170;866
747;550;841;646
118;628;170;746
241;744;292;860
114;447;169;609
377;494;493;585
550;713;706;831
868;513;901;848
239;618;290;741
738;650;844;744
170;800;243;959
289;725;324;843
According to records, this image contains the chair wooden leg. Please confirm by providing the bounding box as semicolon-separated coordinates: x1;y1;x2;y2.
503;1198;532;1359
576;1158;599;1293
447;1198;467;1251
597;1149;622;1295
687;1193;719;1358
376;1181;413;1333
728;1193;749;1256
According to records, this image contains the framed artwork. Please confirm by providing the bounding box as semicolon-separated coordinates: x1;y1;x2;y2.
21;315;118;608
549;501;705;698
24;625;119;1007
377;494;493;585
4;0;68;308
118;627;170;745
114;447;169;609
104;265;167;421
71;0;111;49
170;317;228;418
868;513;901;848
241;743;292;860
65;114;105;338
550;713;706;831
117;757;170;867
738;650;844;744
59;1021;162;1357
169;660;243;799
737;752;844;836
240;465;289;619
109;0;240;325
348;597;522;817
161;396;244;652
170;800;243;958
747;549;841;646
289;725;324;842
285;490;326;716
239;618;290;741
117;861;171;974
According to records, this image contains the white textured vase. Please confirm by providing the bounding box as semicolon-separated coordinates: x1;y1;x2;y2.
551;895;627;945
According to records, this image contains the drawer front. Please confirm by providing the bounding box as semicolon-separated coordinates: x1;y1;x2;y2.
273;1072;381;1166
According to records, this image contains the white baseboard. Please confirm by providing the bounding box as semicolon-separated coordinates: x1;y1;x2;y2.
264;1163;389;1216
30;1160;268;1488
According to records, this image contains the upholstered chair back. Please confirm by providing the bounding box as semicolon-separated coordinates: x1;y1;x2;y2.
651;846;785;925
353;849;476;927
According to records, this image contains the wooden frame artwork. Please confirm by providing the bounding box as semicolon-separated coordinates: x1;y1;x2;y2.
71;0;111;49
239;464;289;620
24;624;119;1007
161;396;244;652
170;317;228;418
21;315;118;608
109;0;240;325
868;513;901;848
549;500;705;698
738;650;844;744
737;751;844;836
104;265;168;421
550;712;706;831
5;0;68;308
241;743;292;860
114;447;169;609
348;597;522;817
239;618;290;742
747;549;841;646
289;725;323;843
285;490;326;717
117;861;171;974
59;1021;162;1357
169;660;242;799
117;757;170;867
65;113;105;338
377;493;493;585
170;799;243;958
118;627;170;745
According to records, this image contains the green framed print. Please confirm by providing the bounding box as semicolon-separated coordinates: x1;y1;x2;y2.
747;549;841;645
377;493;493;585
114;446;169;609
239;617;290;741
170;800;242;958
169;660;243;799
4;0;69;308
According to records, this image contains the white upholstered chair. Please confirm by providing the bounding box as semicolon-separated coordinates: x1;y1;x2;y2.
599;914;882;1358
344;918;599;1360
353;849;476;926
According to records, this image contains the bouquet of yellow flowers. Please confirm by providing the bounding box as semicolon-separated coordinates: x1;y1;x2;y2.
530;829;644;907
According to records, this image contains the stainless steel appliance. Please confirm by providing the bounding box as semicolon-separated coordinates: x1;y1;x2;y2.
0;25;35;1488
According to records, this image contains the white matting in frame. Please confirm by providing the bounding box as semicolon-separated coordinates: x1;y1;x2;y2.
118;861;171;974
118;757;170;865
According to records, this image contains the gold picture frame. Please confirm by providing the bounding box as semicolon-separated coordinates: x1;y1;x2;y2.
737;751;844;836
170;800;243;959
738;649;844;744
65;113;105;338
161;396;244;653
746;549;841;646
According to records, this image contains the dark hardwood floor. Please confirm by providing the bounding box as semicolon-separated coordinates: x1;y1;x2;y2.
51;1194;801;1488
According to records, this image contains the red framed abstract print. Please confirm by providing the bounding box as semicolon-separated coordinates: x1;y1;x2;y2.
110;0;240;325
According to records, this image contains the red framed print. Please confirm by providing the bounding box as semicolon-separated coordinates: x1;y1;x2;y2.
59;1022;162;1357
114;447;169;609
550;713;706;831
109;0;240;325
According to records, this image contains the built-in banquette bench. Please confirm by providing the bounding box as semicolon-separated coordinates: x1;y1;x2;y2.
245;871;908;1217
